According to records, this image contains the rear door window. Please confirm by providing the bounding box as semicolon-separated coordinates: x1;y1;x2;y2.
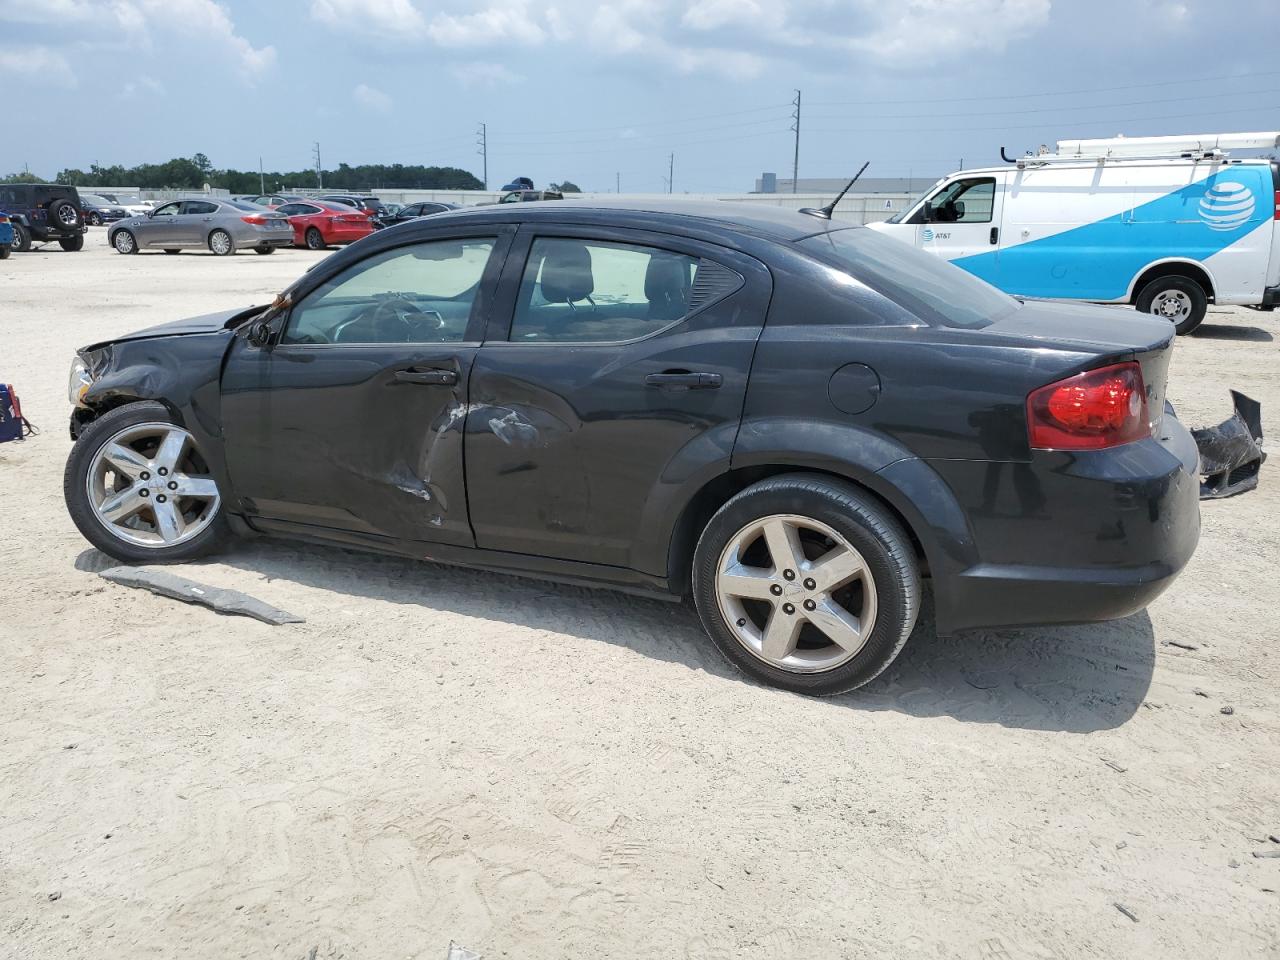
183;201;219;215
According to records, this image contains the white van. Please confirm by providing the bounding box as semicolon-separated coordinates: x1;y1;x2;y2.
868;132;1280;334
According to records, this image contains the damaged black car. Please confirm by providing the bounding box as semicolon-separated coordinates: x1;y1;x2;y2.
64;201;1203;695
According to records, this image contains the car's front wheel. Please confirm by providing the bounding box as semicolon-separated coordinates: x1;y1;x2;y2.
64;401;229;563
692;474;921;696
112;229;137;254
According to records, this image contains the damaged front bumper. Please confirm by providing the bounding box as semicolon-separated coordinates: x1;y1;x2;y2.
1192;391;1265;499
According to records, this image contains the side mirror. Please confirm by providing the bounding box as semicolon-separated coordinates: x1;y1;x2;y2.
246;319;272;347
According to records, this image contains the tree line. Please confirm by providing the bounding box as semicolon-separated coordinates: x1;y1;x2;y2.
1;154;486;192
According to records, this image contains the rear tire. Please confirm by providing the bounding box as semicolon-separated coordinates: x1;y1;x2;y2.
208;229;234;256
0;244;9;260
163;249;180;255
254;245;275;255
1135;275;1207;335
691;474;921;696
59;234;84;252
64;401;230;564
11;223;30;252
305;227;326;250
112;229;137;254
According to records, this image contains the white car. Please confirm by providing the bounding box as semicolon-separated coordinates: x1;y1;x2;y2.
102;194;155;217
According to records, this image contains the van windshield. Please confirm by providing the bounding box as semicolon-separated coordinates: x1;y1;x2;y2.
797;227;1018;329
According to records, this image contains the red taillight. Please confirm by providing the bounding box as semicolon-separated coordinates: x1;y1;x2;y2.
241;214;269;225
1274;189;1279;221
0;215;8;224
1026;362;1150;450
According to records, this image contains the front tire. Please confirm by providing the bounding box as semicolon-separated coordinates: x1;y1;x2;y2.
1135;276;1207;335
88;212;103;226
208;229;234;256
64;401;229;564
112;229;137;254
692;474;921;696
59;234;84;252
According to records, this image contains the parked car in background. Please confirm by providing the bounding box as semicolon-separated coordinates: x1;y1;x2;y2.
79;193;130;225
107;198;292;256
379;201;457;226
0;211;13;259
500;177;535;191
248;194;305;208
275;199;374;249
0;183;86;252
62;200;1200;696
316;194;388;225
497;190;563;204
101;194;154;217
382;202;403;217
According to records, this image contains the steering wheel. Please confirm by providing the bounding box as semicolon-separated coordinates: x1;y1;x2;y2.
335;294;425;343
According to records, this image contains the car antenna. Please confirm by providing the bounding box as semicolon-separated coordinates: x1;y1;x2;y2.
799;161;870;219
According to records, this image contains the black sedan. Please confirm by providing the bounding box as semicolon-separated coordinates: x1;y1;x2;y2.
379;200;458;226
79;193;130;225
62;201;1200;695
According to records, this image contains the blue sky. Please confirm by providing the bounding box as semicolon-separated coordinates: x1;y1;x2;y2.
1;0;1277;192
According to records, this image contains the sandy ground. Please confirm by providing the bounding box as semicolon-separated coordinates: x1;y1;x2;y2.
2;231;1278;960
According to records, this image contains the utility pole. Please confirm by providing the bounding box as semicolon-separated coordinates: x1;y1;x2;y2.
616;171;620;193
668;153;674;194
791;89;801;193
259;157;265;194
312;142;322;189
476;123;488;190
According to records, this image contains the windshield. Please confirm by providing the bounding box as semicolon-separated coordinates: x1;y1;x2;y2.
797;227;1017;329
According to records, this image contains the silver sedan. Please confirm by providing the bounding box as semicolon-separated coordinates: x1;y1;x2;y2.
107;198;293;256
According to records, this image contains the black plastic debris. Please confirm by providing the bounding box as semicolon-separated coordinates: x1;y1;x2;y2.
1192;391;1265;499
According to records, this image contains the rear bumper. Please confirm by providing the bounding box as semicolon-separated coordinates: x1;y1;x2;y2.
925;412;1201;633
248;233;293;248
325;225;373;244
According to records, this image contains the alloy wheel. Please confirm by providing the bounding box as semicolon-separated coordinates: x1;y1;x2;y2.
714;513;878;674
85;422;221;548
210;231;232;255
114;231;134;253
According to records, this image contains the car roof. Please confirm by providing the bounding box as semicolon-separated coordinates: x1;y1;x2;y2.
425;198;848;242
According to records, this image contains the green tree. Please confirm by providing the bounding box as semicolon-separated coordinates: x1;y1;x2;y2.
1;171;46;184
551;180;582;193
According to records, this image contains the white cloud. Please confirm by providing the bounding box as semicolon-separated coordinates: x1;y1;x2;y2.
427;4;547;46
120;74;165;99
310;0;426;35
452;61;525;87
353;82;392;112
136;0;275;75
0;46;78;86
843;0;1051;60
682;0;782;31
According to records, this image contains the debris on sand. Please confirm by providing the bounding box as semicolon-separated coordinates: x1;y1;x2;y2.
98;567;304;626
1114;903;1139;922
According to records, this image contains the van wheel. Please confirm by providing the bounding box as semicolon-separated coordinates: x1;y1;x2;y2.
11;223;30;252
691;474;921;696
1136;276;1207;335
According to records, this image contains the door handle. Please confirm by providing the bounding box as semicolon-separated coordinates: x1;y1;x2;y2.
989;227;999;245
645;371;722;389
395;368;457;386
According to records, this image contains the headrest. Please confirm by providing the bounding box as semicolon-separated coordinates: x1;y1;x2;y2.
644;253;688;304
539;242;594;304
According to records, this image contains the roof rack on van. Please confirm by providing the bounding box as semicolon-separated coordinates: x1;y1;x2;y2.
1004;131;1280;168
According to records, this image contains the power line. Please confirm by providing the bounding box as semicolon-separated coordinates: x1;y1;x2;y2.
806;69;1280;107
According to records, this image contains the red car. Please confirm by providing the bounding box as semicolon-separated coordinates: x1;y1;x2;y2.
274;199;373;250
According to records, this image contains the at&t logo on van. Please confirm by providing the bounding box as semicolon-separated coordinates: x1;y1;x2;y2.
1198;181;1256;232
921;228;934;241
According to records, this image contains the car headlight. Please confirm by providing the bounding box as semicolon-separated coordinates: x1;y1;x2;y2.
68;357;94;406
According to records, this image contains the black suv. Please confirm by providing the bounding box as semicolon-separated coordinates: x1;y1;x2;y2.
0;183;87;252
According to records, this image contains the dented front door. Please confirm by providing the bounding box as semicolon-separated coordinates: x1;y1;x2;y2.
220;229;511;547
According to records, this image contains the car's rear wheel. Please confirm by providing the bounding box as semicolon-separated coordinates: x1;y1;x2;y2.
692;474;920;696
59;234;84;252
64;401;229;564
1135;275;1207;335
11;223;30;252
254;245;275;255
0;244;10;260
305;227;326;250
208;229;234;256
112;229;137;254
164;249;180;255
